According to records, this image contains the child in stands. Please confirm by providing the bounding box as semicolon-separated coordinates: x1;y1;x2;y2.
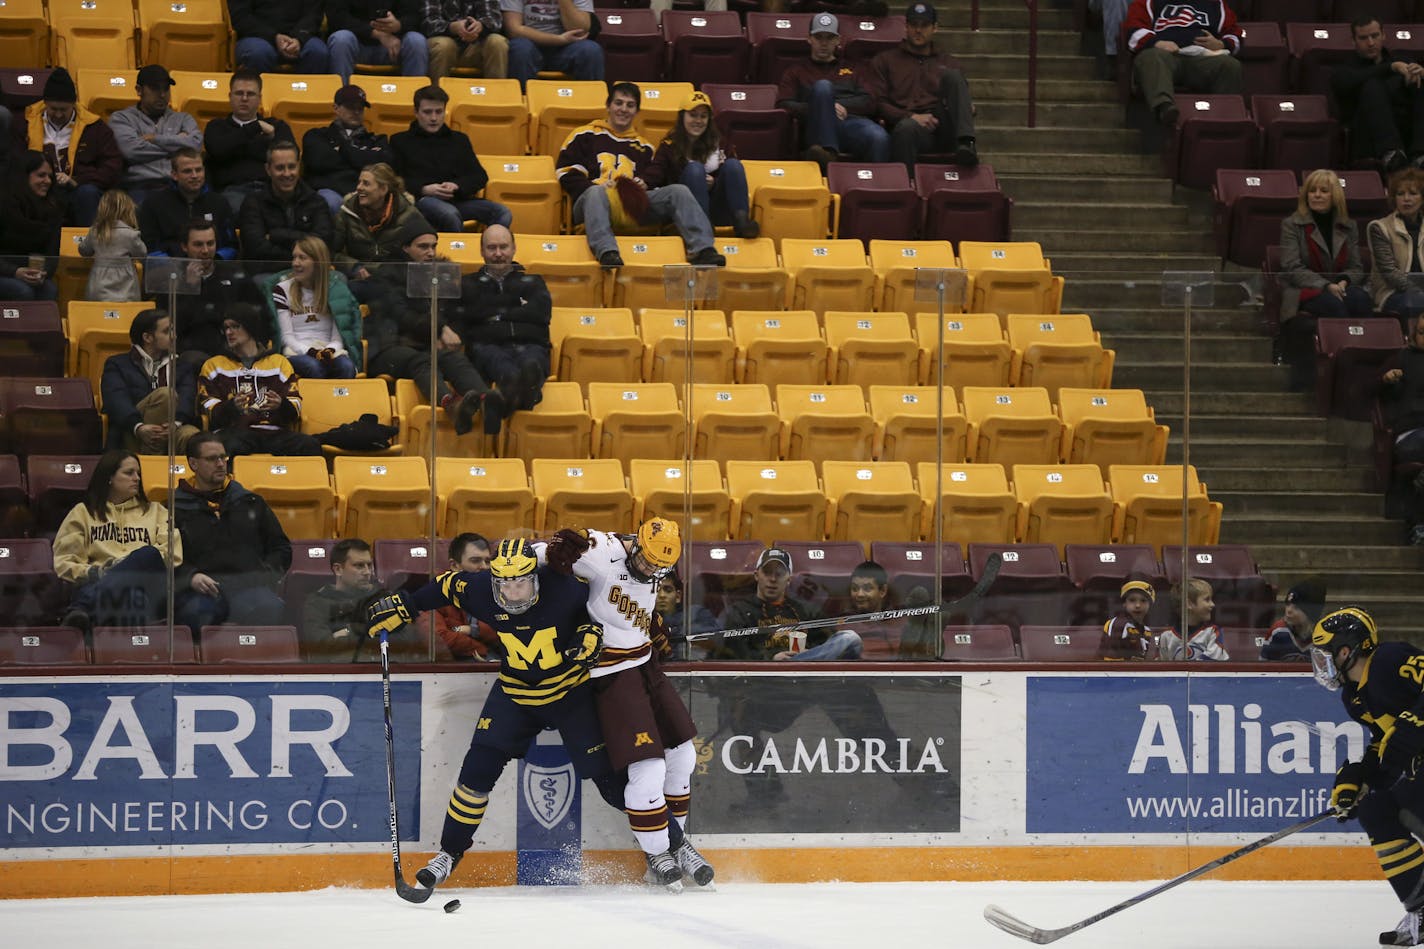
1099;578;1156;660
80;188;146;301
1260;576;1327;661
1158;577;1229;660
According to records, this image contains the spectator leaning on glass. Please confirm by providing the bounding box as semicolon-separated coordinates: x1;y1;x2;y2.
262;235;363;379
1370;168;1424;325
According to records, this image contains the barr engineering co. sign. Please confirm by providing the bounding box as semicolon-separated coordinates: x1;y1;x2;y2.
0;679;421;848
684;675;962;834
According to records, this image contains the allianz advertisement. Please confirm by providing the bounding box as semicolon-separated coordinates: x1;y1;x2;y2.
1026;675;1367;834
0;679;421;848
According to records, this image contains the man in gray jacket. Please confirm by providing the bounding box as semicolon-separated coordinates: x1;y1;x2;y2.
109;65;203;205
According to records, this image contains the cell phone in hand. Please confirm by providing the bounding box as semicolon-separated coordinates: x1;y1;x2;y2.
373;8;389;17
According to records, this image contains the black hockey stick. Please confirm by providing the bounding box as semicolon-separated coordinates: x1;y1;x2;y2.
686;551;1003;645
983;809;1336;944
379;628;435;904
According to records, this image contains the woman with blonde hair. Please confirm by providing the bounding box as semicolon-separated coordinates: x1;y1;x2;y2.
262;234;362;378
79;188;146;301
331;162;428;295
1278;168;1372;390
1370;167;1424;326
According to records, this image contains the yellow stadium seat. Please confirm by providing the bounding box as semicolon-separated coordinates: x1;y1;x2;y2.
57;226;92;310
531;457;634;533
549;306;642;387
1006;313;1115;399
67;300;148;394
170;70;232;127
823;310;918;391
779;238;875;315
233;454;336;540
743;160;832;243
482;155;563;236
867;384;969;465
51;0;137;70
394;378;490;460
957;240;1064;317
75;68;139;120
715;237;789;313
435;457;536;540
822;459;921;542
264;74;345;144
0;0;50;72
334;456;433;543
610;236;689;314
914;311;1012;388
502;380;592;463
527;79;608;157
960;385;1062;467
435;232;483;273
725;459;825;542
138;454;189;504
137;0;229;73
515;234;605;308
916;462;1018;544
869;239;963;312
1109;464;1222;554
631;82;695;145
730;309;826;386
774;383;875;470
361;76;429;137
688;382;780;461
298;378;402;457
639;308;735;384
628;458;730;540
587;381;687;461
447;79;529;156
1012;463;1115;557
1057;387;1168;475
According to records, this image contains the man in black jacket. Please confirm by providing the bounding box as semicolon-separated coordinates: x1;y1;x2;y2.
1333;15;1424;170
172;431;293;631
301;537;379;661
100;307;201;452
390;84;511;233
239;140;335;273
229;0;331;74
302;83;396;216
204;70;298;214
157;220;257;366
776;13;890;169
327;0;430;83
137;147;238;259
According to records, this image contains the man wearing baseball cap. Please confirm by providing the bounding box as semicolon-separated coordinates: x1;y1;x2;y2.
776;12;891;170
713;547;865;661
870;3;978;169
109;64;203;203
303;84;396;217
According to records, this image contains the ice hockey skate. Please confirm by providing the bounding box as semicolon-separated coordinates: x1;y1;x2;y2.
673;838;715;888
644;850;684;893
416;851;457;889
1382;908;1424;946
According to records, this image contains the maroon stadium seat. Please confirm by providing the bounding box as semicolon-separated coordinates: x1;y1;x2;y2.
1251;0;1329;25
0;625;88;664
828;161;921;244
941;623;1018;661
1218;627;1272;662
1161;544;1276;629
0;539;65;626
914;163;1012;248
1166;95;1259;191
1333;170;1390;222
967;542;1073;633
747;12;815;85
1251;94;1338;175
281;539;338;627
0;454;27;537
199;625;301;664
686;539;764;617
1315;317;1405;421
0;300;65;377
773;539;867;617
839;15;904;65
662;11;750;85
374;538;447;593
0;377;102;457
92;625;197;663
1063;543;1164;628
26;454;102;538
1238;22;1288;97
1213;168;1298;269
0;67;53;110
596;9;663;83
1018;625;1104;661
1381;21;1424;58
1285;23;1356;98
703;83;794;161
868;541;973;606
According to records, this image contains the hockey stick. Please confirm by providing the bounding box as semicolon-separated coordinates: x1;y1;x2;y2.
982;809;1336;944
686;551;1004;645
379;628;435;904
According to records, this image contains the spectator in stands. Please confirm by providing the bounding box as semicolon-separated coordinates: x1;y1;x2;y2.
423;0;510;80
1157;577;1229;660
424;532;500;660
1333;15;1424;173
161;220;256;366
79;190;146;302
870;3;978;171
52;449;181;635
137;148;238;259
1094;0;1129;78
644;91;759;239
391;84;511;234
501;0;604;88
301;537;379;660
1369;168;1424;325
1278;168;1373;391
654;570;718;659
1260;576;1327;660
173;431;292;632
303;85;396;217
839;559;936;659
205;71;298;215
368;217;502;435
714;547;864;661
229;0;331;74
198;302;324;456
1122;0;1242;127
452;224;551;421
109;65;203;206
557;82;725;270
15;68;122;227
1098;578;1157;660
101;308;201;454
777;13;891;171
1380;317;1424;546
328;0;431;83
239;141;335;275
0;151;62;301
331;162;427;298
261;235;362;379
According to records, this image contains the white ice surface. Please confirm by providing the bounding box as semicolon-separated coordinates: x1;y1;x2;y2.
2;880;1403;949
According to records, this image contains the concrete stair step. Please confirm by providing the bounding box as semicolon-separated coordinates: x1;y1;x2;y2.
1116;363;1286;390
1062;278;1255;307
955;29;1082;56
976;125;1140;152
940;5;1076;30
1257;567;1415;598
998;175;1175;204
1090;308;1263;334
1147;390;1312;415
983;101;1128;127
956;53;1099;80
1013;201;1190;229
1166;438;1346;467
987;152;1163;175
1103;333;1274;363
1338;599;1424;633
1018;226;1215;253
1251;543;1424;571
1221;515;1402;546
1203;466;1376;492
1155;412;1325;440
972;78;1120;103
1214;490;1381;518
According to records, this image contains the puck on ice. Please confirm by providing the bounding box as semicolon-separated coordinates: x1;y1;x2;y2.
443;899;461;914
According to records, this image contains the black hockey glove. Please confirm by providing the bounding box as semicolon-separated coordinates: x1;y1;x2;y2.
366;591;413;638
563;622;603;671
545;528;591;574
1382;710;1424;774
1331;760;1367;820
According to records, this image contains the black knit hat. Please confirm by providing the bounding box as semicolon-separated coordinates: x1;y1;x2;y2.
43;68;77;104
397;216;437;247
224;302;270;344
1285;577;1327;626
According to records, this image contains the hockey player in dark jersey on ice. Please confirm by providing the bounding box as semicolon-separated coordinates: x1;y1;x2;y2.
1314;607;1424;946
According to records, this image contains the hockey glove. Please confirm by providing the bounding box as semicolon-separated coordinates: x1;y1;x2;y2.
545;528;591;574
1382;709;1424;773
563;622;603;671
366;591;413;638
1332;759;1368;820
